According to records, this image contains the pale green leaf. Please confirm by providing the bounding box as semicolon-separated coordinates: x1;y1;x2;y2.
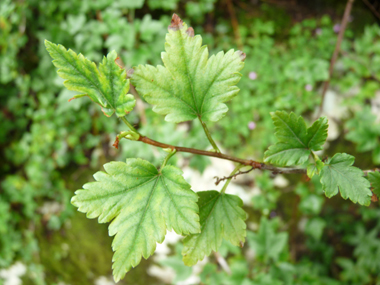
71;158;200;282
45;40;135;117
131;15;245;123
264;111;328;166
368;171;380;197
182;190;247;266
307;160;325;178
320;153;372;206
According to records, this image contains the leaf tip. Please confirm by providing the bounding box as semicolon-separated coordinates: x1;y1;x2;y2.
186;27;195;37
237;50;246;61
169;13;183;31
113;136;120;149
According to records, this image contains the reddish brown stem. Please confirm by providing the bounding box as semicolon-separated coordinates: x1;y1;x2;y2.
226;0;243;51
135;135;309;174
318;0;355;117
139;136;262;168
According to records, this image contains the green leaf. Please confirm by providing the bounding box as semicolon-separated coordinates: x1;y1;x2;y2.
45;40;135;117
71;158;200;282
345;107;380;153
182;190;247;266
368;171;380;197
264;111;328;166
247;217;288;262
131;14;245;123
304;217;326;241
319;153;372;206
307;160;325;178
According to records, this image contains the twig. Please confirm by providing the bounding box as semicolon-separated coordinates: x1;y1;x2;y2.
226;0;243;50
214;252;231;274
362;0;380;20
118;127;379;179
126;135;308;175
138;135;262;167
317;0;355;117
214;167;254;185
363;168;380;175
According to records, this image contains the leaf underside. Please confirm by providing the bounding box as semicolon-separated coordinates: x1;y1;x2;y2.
368;171;380;197
320;153;372;206
182;190;247;266
45;40;135;117
131;15;245;123
71;158;200;282
264;111;328;166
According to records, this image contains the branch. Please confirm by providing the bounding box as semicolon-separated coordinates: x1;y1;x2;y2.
226;0;243;50
363;168;380;175
214;167;255;185
317;0;355;117
116;133;308;175
362;0;380;21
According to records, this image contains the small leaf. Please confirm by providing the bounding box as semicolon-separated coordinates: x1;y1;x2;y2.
307;160;325;178
131;14;245;123
368;171;380;197
264;111;328;166
182;190;247;266
71;158;200;282
45;40;135;117
320;153;372;206
247;217;288;262
345;107;380;153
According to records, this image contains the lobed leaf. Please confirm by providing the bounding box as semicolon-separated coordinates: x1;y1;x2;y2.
368;171;380;197
264;111;328;166
131;14;245;123
45;40;135;117
320;153;372;206
71;158;200;282
247;217;288;262
182;190;247;266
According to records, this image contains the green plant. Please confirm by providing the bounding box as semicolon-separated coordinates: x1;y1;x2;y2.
45;14;380;282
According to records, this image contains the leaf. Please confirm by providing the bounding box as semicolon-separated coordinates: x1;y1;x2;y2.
45;40;135;117
319;153;372;206
71;158;200;282
345;107;380;152
307;160;325;178
264;111;328;166
182;190;247;266
247;217;288;262
368;171;380;197
131;14;245;123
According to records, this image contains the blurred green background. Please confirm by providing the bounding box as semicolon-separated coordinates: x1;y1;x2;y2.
1;0;380;284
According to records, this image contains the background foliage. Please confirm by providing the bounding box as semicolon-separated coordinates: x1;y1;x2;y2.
1;0;380;284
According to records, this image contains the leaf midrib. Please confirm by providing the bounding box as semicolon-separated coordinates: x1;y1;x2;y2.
80;176;157;202
134;71;197;116
276;115;306;147
185;193;221;258
120;176;160;268
160;175;196;233
177;29;199;115
57;46;114;111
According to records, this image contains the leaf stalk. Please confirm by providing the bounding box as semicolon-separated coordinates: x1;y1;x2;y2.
199;117;221;153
